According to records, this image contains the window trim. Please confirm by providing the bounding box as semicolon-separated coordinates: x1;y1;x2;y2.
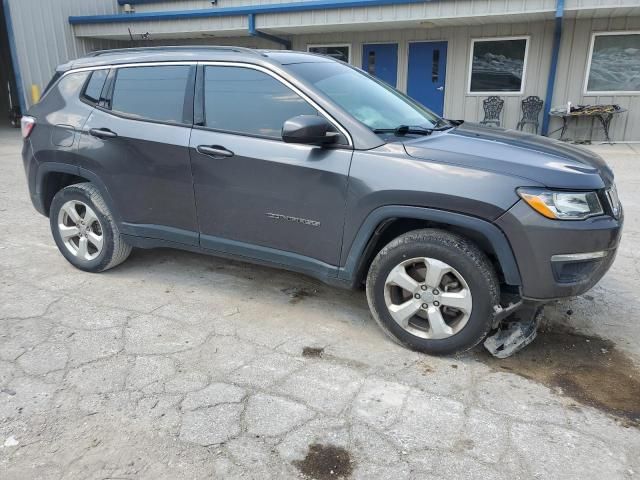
198;61;353;147
84;63;197;129
307;43;352;64
584;30;640;95
106;63;195;126
80;68;110;106
54;61;353;146
466;36;530;96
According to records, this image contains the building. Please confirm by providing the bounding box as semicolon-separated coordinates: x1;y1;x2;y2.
2;0;639;140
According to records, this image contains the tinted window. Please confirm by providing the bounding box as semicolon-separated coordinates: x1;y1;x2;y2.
469;39;527;93
587;33;640;92
204;66;317;138
287;62;442;130
83;69;108;103
111;66;190;123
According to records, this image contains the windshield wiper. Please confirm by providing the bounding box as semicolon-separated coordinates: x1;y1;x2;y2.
372;124;452;136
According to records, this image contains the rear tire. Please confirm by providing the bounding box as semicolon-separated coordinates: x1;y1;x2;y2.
49;183;131;272
366;229;499;355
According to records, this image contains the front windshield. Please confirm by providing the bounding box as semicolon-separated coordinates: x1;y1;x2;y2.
286;61;443;131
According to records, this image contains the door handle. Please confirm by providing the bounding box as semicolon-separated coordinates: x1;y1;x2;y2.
89;128;118;139
197;145;234;158
436;86;444;91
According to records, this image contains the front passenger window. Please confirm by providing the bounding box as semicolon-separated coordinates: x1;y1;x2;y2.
203;66;317;138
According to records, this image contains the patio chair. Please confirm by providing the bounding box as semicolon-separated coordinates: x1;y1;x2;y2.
516;96;544;133
480;96;504;127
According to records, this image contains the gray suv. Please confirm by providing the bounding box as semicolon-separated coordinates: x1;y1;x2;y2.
21;46;622;355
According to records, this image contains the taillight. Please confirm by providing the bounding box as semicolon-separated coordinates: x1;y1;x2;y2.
21;116;35;139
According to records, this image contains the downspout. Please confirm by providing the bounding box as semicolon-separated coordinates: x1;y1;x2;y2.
541;0;564;136
248;13;291;50
2;0;26;114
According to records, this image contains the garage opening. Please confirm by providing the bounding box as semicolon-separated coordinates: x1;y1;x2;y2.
0;1;19;128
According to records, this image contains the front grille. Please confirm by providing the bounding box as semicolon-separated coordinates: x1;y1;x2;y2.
606;184;621;219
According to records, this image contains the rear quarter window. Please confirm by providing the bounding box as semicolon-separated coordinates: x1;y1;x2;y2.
82;69;109;104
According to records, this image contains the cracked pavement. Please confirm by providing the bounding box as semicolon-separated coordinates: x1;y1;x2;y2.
1;127;639;479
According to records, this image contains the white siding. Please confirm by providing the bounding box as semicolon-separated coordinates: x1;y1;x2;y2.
289;17;639;141
551;15;640;141
292;21;556;133
5;0;640;139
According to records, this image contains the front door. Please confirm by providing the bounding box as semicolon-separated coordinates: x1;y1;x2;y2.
189;64;352;267
362;43;398;87
407;41;448;115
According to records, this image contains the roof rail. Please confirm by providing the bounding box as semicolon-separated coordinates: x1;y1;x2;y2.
87;45;261;57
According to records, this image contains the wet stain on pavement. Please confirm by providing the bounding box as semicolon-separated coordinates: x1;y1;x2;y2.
282;286;318;304
294;443;354;479
302;346;324;358
479;331;640;426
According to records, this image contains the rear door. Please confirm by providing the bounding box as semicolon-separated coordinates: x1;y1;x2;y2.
407;41;448;115
189;63;353;267
78;64;199;244
362;43;398;87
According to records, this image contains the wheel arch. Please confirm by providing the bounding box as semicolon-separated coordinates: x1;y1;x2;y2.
36;163;120;224
339;206;522;288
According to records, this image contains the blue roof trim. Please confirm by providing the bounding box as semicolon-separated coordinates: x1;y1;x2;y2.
70;0;429;25
248;13;291;49
117;0;188;4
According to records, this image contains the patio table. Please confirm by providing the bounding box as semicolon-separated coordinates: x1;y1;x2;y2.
549;104;627;144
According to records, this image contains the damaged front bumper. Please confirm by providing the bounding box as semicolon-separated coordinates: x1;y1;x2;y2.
484;302;544;358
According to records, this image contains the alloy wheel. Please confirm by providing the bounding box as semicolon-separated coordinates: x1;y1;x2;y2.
57;200;104;261
383;257;473;339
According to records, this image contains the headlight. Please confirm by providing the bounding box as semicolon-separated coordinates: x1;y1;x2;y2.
517;188;603;220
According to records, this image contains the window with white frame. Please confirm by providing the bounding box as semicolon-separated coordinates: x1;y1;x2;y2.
307;44;351;63
585;32;640;93
468;37;528;94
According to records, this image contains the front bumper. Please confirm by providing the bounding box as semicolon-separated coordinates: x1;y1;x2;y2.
495;200;623;300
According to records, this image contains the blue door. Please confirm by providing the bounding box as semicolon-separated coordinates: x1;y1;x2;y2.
407;41;448;115
362;43;398;87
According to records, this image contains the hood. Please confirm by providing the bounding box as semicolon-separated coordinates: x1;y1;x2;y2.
403;122;613;190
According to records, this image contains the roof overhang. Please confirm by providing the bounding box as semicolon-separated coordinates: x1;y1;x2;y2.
68;0;640;41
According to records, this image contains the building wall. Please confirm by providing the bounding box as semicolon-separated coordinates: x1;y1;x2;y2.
289;21;553;132
553;15;640;141
290;17;639;141
4;0;639;140
5;0;122;110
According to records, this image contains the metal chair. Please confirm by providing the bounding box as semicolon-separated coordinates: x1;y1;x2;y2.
480;96;504;127
517;96;544;133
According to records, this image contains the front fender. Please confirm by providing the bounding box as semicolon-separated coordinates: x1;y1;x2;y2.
338;205;522;287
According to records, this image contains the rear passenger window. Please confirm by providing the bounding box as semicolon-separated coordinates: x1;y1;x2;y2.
111;65;191;123
82;69;108;104
203;66;317;138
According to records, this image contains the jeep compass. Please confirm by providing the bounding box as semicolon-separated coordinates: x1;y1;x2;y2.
21;46;623;355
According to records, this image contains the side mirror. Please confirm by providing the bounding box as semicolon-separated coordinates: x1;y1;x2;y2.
282;115;339;146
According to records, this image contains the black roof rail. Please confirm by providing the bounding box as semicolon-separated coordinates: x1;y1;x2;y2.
87;46;262;57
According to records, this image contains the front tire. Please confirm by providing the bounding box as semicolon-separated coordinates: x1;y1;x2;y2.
366;229;499;355
49;183;132;272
